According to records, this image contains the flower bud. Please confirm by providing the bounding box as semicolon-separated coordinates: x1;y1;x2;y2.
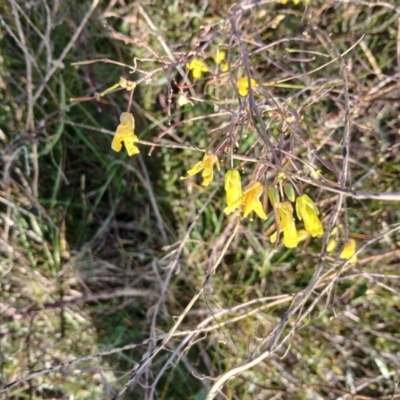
284;183;295;202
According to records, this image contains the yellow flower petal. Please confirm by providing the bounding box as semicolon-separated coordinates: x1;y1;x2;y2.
213;50;226;65
297;229;309;243
340;239;357;263
296;194;324;237
270;228;306;247
202;172;213;186
124;134;140;156
202;154;219;186
111;137;122;152
111;112;140;156
282;221;299;248
224;170;242;207
221;62;229;72
223;199;242;216
223;180;266;219
277;202;294;230
186;161;204;176
242;181;267;219
186;58;208;79
237;77;259;96
327;238;337;253
276;202;299;248
181;153;219;186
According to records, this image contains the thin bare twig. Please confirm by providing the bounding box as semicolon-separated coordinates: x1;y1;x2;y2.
32;0;100;104
61;120;400;202
111;221;241;400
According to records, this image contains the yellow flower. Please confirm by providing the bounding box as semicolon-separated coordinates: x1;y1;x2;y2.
221;62;229;72
276;201;299;248
181;153;220;186
224;170;242;207
111;112;139;156
186;58;208;79
213;50;226;65
282;0;310;4
295;194;324;237
224;181;267;220
296;229;309;243
270;228;306;247
327;238;337;253
340;239;357;263
237;76;259;96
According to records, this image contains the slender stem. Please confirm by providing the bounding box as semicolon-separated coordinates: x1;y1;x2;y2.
127;89;134;112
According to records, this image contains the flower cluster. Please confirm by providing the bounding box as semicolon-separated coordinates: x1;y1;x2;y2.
73;41;360;259
104;48;333;253
186;50;227;79
185;53;260;96
181;155;324;248
270;194;324;248
110;56;260;157
182;157;267;219
224;172;267;220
